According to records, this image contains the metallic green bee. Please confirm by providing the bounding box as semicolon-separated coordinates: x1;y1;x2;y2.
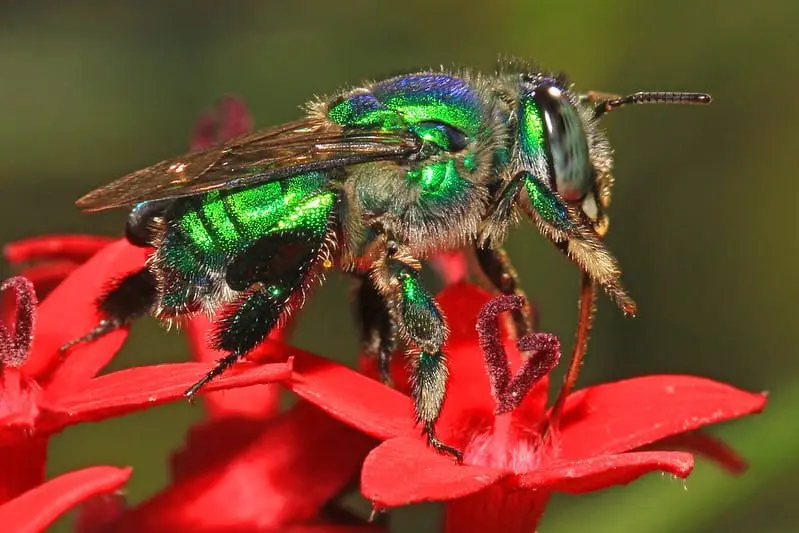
68;60;710;458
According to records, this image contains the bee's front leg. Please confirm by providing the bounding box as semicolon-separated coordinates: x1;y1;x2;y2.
369;238;462;462
61;267;158;352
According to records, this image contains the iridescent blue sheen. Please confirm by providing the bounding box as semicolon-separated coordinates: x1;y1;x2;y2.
373;74;484;136
328;73;485;142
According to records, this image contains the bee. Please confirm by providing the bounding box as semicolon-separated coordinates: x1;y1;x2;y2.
67;60;710;459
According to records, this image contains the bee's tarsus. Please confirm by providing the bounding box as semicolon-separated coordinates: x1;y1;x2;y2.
184;352;243;399
424;422;463;463
60;318;123;352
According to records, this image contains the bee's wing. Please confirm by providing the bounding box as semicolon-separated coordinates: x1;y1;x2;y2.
76;117;422;212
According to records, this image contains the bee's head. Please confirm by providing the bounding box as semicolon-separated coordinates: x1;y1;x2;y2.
515;73;711;235
515;75;611;234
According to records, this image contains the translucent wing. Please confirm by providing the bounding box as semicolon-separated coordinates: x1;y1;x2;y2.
76;117;422;212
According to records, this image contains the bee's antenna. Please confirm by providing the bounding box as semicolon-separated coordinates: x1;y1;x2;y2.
593;91;712;119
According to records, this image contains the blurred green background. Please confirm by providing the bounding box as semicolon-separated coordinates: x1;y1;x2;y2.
1;1;796;531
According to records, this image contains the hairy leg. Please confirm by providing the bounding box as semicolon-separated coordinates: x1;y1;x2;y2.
61;268;158;351
353;274;398;386
370;238;462;461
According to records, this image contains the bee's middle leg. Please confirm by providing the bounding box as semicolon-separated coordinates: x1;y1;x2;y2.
353;273;398;386
370;239;462;461
474;245;536;341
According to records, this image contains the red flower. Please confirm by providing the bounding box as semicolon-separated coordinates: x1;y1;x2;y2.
0;242;291;505
2;234;113;325
0;466;130;533
285;283;766;533
96;402;379;532
70;313;381;532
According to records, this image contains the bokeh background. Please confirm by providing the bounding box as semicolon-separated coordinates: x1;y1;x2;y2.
1;1;796;531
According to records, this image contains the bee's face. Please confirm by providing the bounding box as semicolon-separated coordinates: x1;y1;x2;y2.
516;76;609;231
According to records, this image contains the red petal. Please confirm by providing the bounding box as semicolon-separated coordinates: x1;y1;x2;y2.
169;417;269;482
517;451;694;493
430;251;469;285
0;466;130;533
217;96;254;141
185;314;283;418
362;438;508;507
3;235;114;266
280;524;387;533
436;283;492;344
553;375;766;460
41;360;292;426
0;437;47;504
290;347;415;440
75;492;126;533
27;240;149;382
649;430;748;474
119;402;374;531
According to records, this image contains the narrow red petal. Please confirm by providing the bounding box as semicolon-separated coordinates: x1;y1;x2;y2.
553;375;766;460
14;261;81;293
517;451;694;493
41;360;292;426
0;466;130;533
3;235;114;265
362;437;509;507
648;430;748;474
185;314;284;418
289;346;415;440
119;402;374;531
27;240;149;381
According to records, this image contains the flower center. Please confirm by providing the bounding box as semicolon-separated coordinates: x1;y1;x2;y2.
461;411;544;473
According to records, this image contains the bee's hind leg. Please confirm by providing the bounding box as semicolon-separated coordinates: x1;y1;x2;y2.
370;238;462;462
184;286;286;399
186;226;333;397
353;273;398;386
61;267;158;351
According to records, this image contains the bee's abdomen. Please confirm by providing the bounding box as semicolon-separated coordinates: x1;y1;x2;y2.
152;171;335;316
172;171;331;268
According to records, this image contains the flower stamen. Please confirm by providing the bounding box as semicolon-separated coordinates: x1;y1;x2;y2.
477;295;560;414
0;277;37;369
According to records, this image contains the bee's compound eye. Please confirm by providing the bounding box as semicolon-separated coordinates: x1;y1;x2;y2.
413;121;468;153
533;85;593;202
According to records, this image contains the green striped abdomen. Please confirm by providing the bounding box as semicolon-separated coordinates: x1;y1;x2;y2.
154;171;335;314
168;171;332;269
